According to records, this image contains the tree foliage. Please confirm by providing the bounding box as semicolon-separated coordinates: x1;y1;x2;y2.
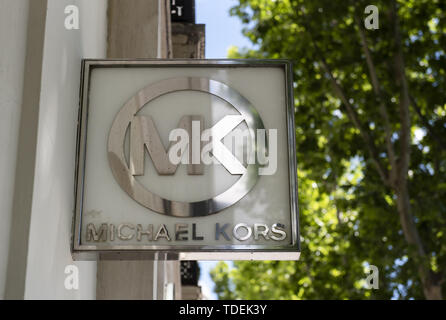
211;0;446;300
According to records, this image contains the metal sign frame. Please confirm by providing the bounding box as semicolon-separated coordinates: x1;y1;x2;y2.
72;59;300;260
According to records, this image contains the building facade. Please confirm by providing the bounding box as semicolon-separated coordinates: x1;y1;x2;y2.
0;0;203;299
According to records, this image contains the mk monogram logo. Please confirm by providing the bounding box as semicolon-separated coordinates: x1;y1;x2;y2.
130;115;251;176
108;77;273;217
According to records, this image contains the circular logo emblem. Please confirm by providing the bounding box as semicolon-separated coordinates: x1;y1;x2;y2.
108;77;265;217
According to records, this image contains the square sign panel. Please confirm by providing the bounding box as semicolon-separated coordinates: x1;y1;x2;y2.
72;60;300;260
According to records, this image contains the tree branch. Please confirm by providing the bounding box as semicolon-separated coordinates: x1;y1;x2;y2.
391;0;424;256
316;53;390;186
391;0;411;182
354;15;397;187
390;0;443;299
300;16;390;185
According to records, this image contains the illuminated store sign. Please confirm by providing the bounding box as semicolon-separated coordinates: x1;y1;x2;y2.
72;60;300;260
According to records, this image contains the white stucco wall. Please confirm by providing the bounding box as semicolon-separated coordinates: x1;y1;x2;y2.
22;0;107;299
0;0;30;299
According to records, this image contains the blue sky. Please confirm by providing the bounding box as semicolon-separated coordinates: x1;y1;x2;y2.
198;261;222;299
196;0;253;58
195;0;251;299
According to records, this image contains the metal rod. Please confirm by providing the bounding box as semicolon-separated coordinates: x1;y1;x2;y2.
153;252;159;300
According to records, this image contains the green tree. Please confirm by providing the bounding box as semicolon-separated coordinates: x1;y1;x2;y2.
211;0;446;300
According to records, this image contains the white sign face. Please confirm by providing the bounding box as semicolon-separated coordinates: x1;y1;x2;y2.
73;60;299;260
